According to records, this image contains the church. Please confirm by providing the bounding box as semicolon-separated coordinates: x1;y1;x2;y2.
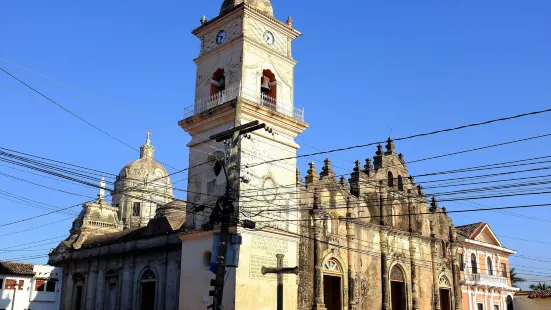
178;1;462;310
50;1;463;309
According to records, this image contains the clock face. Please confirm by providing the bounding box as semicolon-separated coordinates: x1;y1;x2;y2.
216;30;226;45
263;30;275;46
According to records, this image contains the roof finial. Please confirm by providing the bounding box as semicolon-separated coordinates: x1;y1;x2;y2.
98;177;106;200
200;15;208;25
146;131;152;145
385;137;395;153
140;132;155;159
286;16;294;27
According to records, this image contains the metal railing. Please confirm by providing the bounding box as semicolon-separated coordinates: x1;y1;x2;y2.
467;273;508;287
184;83;305;122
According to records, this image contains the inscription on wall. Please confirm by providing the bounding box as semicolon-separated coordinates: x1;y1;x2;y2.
249;235;290;281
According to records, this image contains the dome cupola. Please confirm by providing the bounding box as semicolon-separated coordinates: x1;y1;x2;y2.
112;132;174;229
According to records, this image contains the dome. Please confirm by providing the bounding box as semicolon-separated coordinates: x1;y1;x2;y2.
117;133;172;188
221;0;274;17
155;200;187;218
112;133;174;229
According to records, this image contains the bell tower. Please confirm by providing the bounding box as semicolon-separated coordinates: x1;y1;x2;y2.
179;0;307;229
178;1;307;309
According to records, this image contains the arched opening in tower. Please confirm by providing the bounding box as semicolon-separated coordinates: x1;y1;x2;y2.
210;68;226;97
261;69;277;106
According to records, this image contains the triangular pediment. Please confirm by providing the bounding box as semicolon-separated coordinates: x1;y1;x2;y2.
472;224;502;247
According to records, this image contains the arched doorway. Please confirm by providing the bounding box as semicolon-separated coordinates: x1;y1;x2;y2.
390;265;407;310
439;276;452;310
323;258;343;310
506;295;514;310
139;269;157;310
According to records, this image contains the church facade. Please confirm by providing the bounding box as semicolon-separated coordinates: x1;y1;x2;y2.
49;137;186;310
178;1;462;310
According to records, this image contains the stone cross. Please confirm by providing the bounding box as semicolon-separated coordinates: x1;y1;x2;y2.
261;254;299;310
146;131;152;143
98;177;106;200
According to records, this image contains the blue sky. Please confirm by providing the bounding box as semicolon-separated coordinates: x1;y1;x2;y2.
1;1;550;288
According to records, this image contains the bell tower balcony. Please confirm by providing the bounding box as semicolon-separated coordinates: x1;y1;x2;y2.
183;83;305;123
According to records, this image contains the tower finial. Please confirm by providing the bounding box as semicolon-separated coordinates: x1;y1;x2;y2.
140;132;155;159
98;177;106;200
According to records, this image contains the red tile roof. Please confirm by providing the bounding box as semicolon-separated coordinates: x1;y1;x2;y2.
456;222;485;239
0;261;34;276
528;290;551;299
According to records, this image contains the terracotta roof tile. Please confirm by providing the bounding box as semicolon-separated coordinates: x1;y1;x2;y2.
0;261;34;276
529;290;551;299
455;222;485;239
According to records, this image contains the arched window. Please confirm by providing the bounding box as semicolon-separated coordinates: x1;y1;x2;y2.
388;171;394;187
487;257;493;276
397;175;404;191
326;213;339;236
139;269;157;310
260;69;277;106
471;253;478;274
391;204;397;227
210;68;226;97
506;295;514;310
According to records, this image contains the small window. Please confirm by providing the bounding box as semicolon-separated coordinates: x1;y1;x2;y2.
388;171;394;187
487;257;494;276
459;253;464;271
494;305;499;310
478;303;484;310
501;263;507;278
46;281;56;292
132;202;141;217
35;280;46;291
441;241;447;258
397;175;404;191
0;278;3;289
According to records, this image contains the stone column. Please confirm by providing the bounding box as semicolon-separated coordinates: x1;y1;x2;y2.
116;259;124;310
380;230;390;310
311;190;326;310
379;185;390;310
449;226;461;310
409;236;419;310
430;221;440;310
128;257;136;310
346;198;357;310
160;242;169;310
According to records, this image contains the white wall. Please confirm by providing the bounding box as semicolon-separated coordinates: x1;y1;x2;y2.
0;265;62;310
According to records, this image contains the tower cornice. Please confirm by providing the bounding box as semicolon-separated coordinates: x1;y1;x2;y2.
192;4;301;39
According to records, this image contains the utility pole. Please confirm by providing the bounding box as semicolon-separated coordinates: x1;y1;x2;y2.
207;101;268;309
261;254;299;310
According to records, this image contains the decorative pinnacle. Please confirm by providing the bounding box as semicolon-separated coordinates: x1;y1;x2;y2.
376;144;383;156
200;15;207;25
296;168;303;184
98;177;106;200
286;16;294;27
385;137;395;152
364;158;373;173
340;176;349;187
307;162;317;176
398;153;404;161
354;160;361;173
321;158;336;179
146;131;152;145
417;184;424;196
429;197;438;213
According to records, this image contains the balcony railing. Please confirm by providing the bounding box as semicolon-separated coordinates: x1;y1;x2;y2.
467;273;508;288
183;83;305;122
